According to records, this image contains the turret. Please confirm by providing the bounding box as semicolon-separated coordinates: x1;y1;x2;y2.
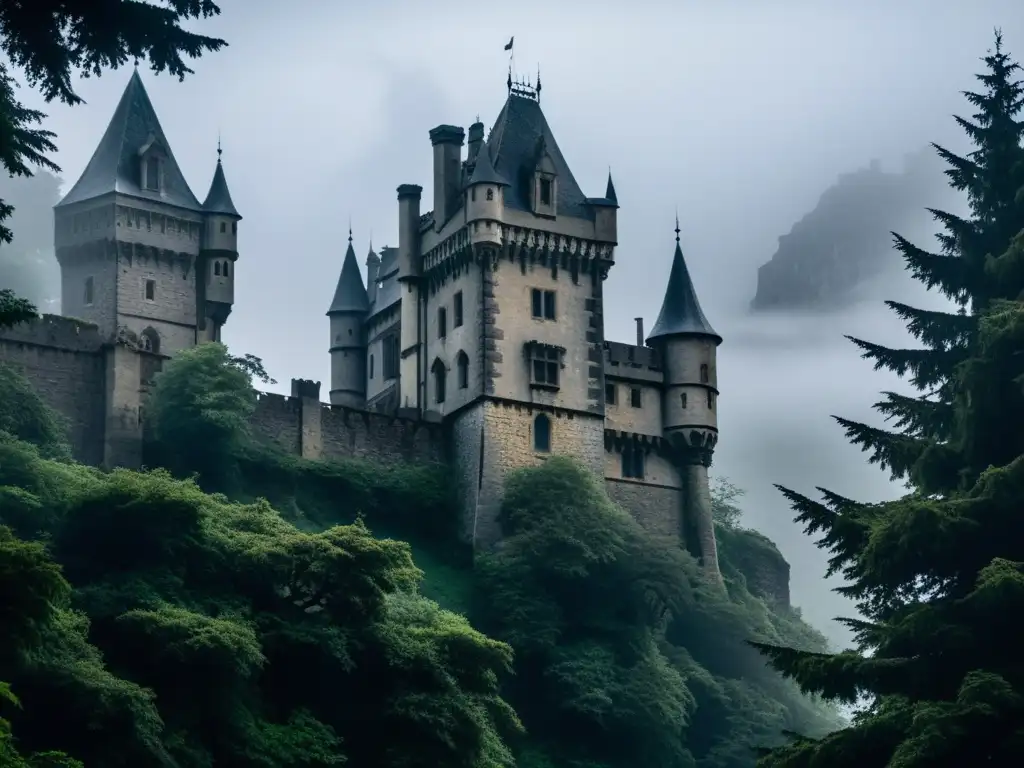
327;228;369;408
587;170;619;244
465;141;507;247
366;244;381;306
200;145;242;342
647;218;723;583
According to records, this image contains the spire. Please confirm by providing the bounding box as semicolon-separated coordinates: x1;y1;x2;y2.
468;140;509;187
647;221;721;345
57;68;201;210
605;170;617;204
202;142;240;217
327;237;369;315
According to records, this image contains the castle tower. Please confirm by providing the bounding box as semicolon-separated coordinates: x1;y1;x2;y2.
464;139;507;246
327;229;370;407
54;68;205;356
647;218;723;583
395;183;423;412
199;143;242;342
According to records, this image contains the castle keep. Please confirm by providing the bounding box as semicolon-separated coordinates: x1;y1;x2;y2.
0;71;725;579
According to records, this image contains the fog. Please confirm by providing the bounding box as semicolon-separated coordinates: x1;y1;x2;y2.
17;0;1024;646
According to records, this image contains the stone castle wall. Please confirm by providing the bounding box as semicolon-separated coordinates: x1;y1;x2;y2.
0;315;107;465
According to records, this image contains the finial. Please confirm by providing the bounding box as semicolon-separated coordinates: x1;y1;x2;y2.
348;218;353;244
507;67;512;94
674;210;681;243
369;229;373;251
217;131;222;161
133;58;139;69
537;65;542;97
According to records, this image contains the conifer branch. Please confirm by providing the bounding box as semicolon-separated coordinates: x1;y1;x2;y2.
845;335;964;390
892;232;971;304
832;416;927;481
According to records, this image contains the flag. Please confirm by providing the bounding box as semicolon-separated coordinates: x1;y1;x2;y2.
504;36;514;51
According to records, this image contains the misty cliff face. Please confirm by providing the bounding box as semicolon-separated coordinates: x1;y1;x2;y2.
751;152;944;311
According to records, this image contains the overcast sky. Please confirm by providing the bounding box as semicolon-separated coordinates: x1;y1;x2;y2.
24;0;1024;645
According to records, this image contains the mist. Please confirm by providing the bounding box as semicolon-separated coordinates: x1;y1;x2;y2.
12;0;1024;647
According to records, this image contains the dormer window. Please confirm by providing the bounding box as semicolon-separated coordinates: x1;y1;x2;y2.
144;156;160;190
539;178;551;206
533;147;558;216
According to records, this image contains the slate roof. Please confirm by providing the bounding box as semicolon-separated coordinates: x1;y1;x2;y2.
327;240;369;315
486;93;591;219
57;69;202;211
605;172;618;204
647;236;721;344
468;141;509;187
202;157;240;217
367;246;401;321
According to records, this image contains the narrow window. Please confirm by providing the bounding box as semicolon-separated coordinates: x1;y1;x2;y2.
605;382;617;405
700;364;709;384
533;413;551;452
438;307;447;339
531;288;543;318
707;391;715;410
232;222;237;234
453;291;464;328
543;290;556;320
84;276;94;305
223;261;230;277
145;279;155;301
622;445;646;480
630;388;642;408
486;188;494;201
432;359;446;404
383;334;399;380
145;156;159;191
159;215;166;233
539;178;552;206
680;392;688;409
471;187;476;202
369;354;374;379
457;351;469;389
214;262;221;276
220;221;227;233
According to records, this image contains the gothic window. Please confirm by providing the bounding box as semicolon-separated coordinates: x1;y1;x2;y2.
680;392;687;409
539;178;552;206
531;288;556;320
144;156;160;191
220;221;227;233
621;445;645;479
457;350;469;389
369;354;374;379
432;358;447;404
453;291;464;328
438;306;447;339
144;279;156;301
700;364;709;383
528;343;562;389
707;391;715;410
382;333;399;380
486;188;494;201
84;277;94;305
140;327;161;355
533;413;551;453
630;387;642;408
222;261;230;277
605;382;617;405
214;262;221;276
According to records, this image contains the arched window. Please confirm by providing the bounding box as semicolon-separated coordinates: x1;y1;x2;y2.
432;358;447;404
214;261;221;276
456;351;469;389
486;188;494;201
220;221;227;233
222;260;230;277
140;327;161;355
699;364;709;384
533;413;551;453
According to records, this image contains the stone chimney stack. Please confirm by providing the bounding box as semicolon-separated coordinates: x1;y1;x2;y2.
466;121;485;165
429;125;465;229
396;184;422;280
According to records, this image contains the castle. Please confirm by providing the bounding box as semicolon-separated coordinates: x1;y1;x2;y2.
0;69;725;580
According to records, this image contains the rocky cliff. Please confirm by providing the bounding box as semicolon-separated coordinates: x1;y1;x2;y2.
750;150;949;311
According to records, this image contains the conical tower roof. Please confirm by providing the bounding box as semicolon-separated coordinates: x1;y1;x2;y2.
202;148;241;218
468;140;509;187
605;172;618;204
647;222;721;344
327;233;369;315
57;68;201;210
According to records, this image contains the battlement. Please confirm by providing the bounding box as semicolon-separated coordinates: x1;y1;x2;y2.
0;314;104;353
603;340;663;384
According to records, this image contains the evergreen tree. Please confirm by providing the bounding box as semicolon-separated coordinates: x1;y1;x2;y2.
754;32;1024;767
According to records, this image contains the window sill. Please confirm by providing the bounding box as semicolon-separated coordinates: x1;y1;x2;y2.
530;382;560;392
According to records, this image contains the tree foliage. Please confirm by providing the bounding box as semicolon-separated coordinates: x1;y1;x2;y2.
755;31;1024;767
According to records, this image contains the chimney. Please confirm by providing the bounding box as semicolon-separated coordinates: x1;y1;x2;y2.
429;125;465;229
396;184;422;280
466;122;485;165
635;317;644;347
366;250;381;305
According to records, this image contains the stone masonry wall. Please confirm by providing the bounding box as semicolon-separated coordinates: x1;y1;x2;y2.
0;316;106;465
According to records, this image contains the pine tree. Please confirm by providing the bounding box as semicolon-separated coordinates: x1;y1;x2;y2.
753;31;1024;767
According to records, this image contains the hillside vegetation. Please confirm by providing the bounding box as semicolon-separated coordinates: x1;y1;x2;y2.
0;343;840;767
